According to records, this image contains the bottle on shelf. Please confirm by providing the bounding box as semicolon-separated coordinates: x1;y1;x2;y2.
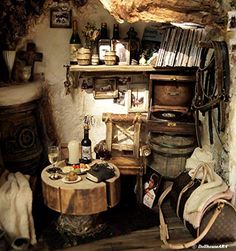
98;22;111;64
81;124;92;164
70;19;82;65
125;27;140;64
112;24;120;40
111;23;120;51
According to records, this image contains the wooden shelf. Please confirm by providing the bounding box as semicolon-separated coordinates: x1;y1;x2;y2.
69;65;157;73
69;65;198;76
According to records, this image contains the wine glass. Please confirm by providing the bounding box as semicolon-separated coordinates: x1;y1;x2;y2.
97;141;110;163
48;146;60;179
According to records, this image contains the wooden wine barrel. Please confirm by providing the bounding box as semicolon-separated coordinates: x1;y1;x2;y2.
0;82;44;175
148;133;197;179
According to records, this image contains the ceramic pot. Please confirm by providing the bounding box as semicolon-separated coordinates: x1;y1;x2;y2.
91;54;99;65
18;66;32;82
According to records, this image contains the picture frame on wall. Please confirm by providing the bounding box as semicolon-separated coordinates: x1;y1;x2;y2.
50;8;72;28
114;40;130;65
113;77;131;106
128;83;149;112
229;39;236;66
227;11;236;31
93;77;118;99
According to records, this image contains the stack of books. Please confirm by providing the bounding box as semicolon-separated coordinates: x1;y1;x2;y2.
155;27;205;67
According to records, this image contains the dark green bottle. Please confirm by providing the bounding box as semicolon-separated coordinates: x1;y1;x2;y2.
70;20;81;65
98;22;111;64
81;125;92;164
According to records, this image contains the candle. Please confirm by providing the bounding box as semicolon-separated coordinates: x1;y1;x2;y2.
68;140;80;164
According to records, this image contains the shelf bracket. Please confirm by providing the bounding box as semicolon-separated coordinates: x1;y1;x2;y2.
63;64;80;95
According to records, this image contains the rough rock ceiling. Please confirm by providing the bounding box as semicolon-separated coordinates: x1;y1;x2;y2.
99;0;227;28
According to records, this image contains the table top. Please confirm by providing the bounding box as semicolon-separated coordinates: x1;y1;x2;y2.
41;160;119;188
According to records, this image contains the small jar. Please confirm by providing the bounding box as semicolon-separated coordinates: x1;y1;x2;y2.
18;66;32;82
91;54;99;65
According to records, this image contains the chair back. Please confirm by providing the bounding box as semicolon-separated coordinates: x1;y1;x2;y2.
102;113;146;158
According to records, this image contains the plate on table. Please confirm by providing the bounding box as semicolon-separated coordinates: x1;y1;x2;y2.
73;163;91;175
60;166;74;174
62;176;82;184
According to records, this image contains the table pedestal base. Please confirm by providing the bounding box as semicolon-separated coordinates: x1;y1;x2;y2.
56;214;106;236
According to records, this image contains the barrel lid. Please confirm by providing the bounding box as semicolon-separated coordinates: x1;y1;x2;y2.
0;81;42;106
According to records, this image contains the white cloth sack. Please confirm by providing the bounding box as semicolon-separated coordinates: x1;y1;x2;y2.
0;171;36;244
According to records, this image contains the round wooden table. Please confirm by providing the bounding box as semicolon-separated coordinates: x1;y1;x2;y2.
41;161;120;216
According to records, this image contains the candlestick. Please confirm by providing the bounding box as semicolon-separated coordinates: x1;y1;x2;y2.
68;140;81;164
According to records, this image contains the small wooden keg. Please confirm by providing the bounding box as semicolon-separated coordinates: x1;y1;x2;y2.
104;51;116;65
77;47;91;65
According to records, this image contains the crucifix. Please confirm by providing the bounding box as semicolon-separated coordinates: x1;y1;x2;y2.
17;42;43;81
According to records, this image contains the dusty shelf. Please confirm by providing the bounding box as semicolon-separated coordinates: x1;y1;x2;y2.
69;65;157;73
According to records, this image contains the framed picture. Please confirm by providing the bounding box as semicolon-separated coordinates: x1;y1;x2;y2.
93;77;118;99
113;77;131;106
50;8;72;28
230;42;236;65
114;40;130;65
227;11;236;31
128;83;149;112
142;168;163;209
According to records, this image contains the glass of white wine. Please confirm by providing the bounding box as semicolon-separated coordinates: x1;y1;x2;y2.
48;146;60;179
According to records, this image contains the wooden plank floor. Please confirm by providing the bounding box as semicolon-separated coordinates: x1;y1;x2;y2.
39;202;236;251
52;203;189;251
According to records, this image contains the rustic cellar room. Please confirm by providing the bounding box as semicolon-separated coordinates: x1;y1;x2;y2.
1;0;236;250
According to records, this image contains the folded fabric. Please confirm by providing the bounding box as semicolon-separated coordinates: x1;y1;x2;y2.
185;146;215;171
183;165;231;228
0;170;36;245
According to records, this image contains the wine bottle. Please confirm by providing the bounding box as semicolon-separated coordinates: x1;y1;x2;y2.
81;125;92;164
98;22;111;64
70;20;81;65
125;27;140;64
111;23;120;51
112;24;120;40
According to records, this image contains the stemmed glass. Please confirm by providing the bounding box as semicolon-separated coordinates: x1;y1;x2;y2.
97;141;110;163
48;146;61;179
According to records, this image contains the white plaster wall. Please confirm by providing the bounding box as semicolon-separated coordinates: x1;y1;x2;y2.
227;30;236;203
20;0;148;157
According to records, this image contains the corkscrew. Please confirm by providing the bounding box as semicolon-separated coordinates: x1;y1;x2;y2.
83;115;95;129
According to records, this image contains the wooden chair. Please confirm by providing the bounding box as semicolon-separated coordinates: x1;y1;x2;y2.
102;113;151;203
